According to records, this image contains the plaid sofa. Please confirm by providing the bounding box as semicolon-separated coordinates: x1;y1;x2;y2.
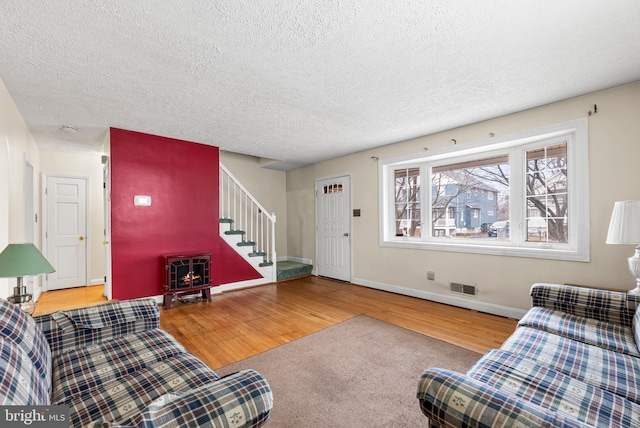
0;297;273;427
417;283;640;427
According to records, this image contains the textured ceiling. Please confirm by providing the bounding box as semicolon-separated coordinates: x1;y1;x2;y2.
1;1;640;170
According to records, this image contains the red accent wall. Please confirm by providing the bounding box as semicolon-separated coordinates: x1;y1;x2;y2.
110;128;261;301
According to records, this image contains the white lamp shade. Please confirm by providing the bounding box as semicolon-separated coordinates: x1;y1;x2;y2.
606;200;640;244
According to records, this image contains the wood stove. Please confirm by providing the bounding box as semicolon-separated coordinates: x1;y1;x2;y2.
162;253;211;309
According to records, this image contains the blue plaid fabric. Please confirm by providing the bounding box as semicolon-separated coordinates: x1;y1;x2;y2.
469;349;640;427
51;329;193;404
634;305;640;354
502;326;640;404
35;299;160;356
530;283;640;325
0;298;51;403
132;369;272;428
418;368;585;428
0;338;49;405
418;284;640;427
66;352;222;426
1;298;272;427
519;306;640;356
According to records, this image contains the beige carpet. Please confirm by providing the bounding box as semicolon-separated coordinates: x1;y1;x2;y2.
216;315;481;427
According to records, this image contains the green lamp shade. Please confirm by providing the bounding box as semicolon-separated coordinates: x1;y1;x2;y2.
0;243;56;277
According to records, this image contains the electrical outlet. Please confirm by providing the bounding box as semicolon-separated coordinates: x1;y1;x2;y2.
427;271;435;280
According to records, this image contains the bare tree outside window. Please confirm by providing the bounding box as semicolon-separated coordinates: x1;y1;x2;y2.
525;143;568;243
394;168;421;237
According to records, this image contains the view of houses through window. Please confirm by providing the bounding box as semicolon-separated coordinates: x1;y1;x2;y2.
431;154;509;239
383;119;586;261
393;143;568;243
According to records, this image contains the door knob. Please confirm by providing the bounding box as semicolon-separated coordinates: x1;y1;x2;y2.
343;233;349;237
79;236;85;241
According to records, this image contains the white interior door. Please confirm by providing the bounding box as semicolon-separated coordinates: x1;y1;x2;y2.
316;175;351;282
45;176;88;290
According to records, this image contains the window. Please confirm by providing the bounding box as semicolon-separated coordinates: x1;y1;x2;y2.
394;167;421;237
380;119;589;261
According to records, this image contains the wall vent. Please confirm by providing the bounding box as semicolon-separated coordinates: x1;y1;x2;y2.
450;282;477;296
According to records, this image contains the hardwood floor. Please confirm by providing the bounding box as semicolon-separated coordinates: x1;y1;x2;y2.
34;276;518;370
33;284;109;316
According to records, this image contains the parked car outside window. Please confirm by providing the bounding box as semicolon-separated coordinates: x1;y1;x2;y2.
488;220;509;237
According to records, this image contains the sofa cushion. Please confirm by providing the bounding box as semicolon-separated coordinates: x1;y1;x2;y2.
66;352;221;427
52;328;193;404
57;300;150;329
530;283;640;325
519;306;640;357
469;349;640;427
502;326;640;404
0;298;51;401
38;299;161;356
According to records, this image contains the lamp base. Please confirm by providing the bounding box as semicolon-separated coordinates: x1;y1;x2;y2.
6;278;36;314
628;246;640;295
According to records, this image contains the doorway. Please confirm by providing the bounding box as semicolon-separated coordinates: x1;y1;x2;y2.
102;157;112;299
43;175;89;290
315;175;352;282
23;159;36;296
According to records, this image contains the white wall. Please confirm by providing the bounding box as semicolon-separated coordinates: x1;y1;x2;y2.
220;151;288;258
0;78;41;298
39;151;106;284
287;81;640;313
0;132;8;298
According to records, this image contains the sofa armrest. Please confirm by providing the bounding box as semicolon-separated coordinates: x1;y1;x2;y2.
34;299;160;356
89;369;272;428
530;282;640;326
417;368;584;428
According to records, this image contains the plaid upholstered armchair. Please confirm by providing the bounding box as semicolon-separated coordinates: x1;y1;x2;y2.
418;283;640;427
0;297;272;427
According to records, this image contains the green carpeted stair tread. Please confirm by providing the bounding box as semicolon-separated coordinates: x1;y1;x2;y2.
225;230;245;235
277;261;312;281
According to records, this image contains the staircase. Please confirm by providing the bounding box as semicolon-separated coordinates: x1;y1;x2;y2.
220;164;276;283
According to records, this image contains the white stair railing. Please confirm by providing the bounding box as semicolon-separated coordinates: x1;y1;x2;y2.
220;163;276;282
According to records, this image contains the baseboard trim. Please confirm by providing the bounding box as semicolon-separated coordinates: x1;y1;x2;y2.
151;278;273;307
217;278;272;293
351;277;527;320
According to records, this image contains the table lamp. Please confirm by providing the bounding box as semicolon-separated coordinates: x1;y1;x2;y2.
0;243;56;313
606;200;640;294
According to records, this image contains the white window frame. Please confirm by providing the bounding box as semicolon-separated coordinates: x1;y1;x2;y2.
379;118;589;262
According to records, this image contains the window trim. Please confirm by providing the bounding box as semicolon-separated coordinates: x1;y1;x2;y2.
378;118;589;262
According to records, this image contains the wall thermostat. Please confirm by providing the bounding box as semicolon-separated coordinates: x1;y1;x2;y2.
134;195;152;206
